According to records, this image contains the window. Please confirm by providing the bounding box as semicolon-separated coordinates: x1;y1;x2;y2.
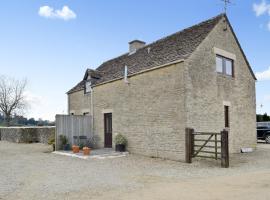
225;59;232;76
257;126;267;130
216;56;223;73
216;55;234;77
224;106;229;128
85;81;91;94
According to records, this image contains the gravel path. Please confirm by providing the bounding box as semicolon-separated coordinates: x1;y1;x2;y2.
0;141;270;200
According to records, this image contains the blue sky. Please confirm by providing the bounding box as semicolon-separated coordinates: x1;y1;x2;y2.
0;0;269;121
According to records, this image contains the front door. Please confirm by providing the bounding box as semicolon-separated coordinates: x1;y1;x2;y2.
104;113;112;148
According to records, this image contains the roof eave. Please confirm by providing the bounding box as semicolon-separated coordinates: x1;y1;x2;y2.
67;58;185;94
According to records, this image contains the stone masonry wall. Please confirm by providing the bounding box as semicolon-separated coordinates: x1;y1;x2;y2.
0;127;55;144
92;62;186;161
184;17;257;153
68;90;91;115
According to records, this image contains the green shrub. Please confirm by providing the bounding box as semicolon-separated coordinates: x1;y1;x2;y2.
48;136;55;145
59;135;68;145
114;134;127;145
79;142;84;150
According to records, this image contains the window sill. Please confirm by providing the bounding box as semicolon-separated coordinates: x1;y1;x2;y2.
217;73;235;80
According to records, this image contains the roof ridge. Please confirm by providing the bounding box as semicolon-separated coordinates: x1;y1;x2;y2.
96;13;225;70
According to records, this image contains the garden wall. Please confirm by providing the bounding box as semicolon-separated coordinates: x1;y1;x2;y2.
0;127;55;144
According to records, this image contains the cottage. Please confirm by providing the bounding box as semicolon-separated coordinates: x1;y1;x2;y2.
67;14;256;161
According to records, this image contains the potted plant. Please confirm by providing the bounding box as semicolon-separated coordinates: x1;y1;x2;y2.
59;135;70;151
79;142;85;150
72;145;80;153
82;137;96;155
114;134;127;152
83;147;91;155
72;136;80;153
48;136;55;151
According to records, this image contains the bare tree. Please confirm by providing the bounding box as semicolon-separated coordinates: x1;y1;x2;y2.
0;75;27;126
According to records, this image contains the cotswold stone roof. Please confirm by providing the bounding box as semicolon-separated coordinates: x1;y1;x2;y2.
67;14;225;94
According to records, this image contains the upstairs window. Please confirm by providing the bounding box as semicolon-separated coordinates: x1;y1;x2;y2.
216;55;234;77
85;81;91;94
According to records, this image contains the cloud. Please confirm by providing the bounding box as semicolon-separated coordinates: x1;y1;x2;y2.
38;6;53;18
253;1;270;30
38;5;76;21
253;0;270;16
255;67;270;80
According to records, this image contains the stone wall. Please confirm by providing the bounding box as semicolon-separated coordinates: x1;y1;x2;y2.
0;127;55;144
92;62;186;161
68;90;91;115
184;17;257;153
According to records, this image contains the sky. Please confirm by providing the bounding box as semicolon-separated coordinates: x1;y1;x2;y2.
0;0;270;121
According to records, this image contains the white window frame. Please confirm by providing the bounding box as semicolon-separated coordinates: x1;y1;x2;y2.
216;55;234;77
85;81;91;94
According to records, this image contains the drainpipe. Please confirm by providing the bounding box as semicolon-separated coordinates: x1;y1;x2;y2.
90;86;94;140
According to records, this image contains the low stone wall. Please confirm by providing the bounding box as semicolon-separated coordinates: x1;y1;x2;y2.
0;127;55;144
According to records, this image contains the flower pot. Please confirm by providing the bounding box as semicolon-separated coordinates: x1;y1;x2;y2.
63;144;71;151
83;147;91;155
115;144;125;152
72;145;80;153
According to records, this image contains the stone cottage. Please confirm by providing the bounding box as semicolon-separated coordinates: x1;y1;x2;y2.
67;14;256;161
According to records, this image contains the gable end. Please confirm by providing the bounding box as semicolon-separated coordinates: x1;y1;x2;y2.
223;15;256;80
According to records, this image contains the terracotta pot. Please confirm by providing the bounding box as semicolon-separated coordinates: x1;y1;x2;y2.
83;147;91;155
72;145;80;153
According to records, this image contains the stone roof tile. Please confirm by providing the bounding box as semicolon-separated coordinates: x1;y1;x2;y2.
68;14;224;94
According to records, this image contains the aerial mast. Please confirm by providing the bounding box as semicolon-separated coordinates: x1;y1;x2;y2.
220;0;232;30
221;0;231;15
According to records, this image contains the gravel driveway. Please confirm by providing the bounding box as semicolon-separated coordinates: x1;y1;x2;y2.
0;141;270;200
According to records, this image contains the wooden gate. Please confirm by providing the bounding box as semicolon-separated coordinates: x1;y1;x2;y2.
185;128;229;168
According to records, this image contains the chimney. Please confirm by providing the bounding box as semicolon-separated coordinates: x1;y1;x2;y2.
129;40;146;53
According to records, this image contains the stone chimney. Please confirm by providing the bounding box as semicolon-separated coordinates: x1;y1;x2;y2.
129;40;146;53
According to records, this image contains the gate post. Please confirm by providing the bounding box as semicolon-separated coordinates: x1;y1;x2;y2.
221;129;229;168
185;128;194;163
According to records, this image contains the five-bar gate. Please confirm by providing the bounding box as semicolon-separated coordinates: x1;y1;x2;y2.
185;128;229;168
